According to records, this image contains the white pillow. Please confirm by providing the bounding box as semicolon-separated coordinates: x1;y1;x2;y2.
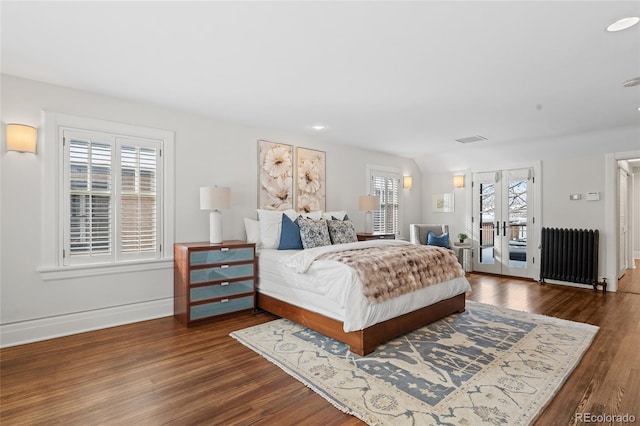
322;210;347;220
244;218;261;247
257;209;297;249
301;210;323;220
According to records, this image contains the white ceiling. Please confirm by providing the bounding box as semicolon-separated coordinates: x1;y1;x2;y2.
2;1;639;164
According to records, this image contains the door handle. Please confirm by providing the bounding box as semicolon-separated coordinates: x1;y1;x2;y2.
496;222;500;236
503;221;507;236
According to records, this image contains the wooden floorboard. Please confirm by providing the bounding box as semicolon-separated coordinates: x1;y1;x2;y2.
618;259;640;294
1;272;639;425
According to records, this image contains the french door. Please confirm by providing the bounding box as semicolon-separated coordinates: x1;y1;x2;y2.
472;168;534;278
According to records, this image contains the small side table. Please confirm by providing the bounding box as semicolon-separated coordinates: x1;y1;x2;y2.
454;242;472;272
357;233;396;241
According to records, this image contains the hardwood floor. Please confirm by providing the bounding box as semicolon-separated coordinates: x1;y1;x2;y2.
618;259;640;294
1;274;639;425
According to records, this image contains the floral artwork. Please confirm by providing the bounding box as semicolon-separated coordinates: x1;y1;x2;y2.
296;147;325;212
258;140;293;210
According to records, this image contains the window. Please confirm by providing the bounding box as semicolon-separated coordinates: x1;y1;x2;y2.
64;130;162;265
39;112;175;279
369;169;401;235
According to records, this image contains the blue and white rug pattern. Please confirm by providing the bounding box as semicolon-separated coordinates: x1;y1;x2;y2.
231;301;598;425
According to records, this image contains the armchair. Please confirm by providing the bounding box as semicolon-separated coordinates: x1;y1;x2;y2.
409;224;463;266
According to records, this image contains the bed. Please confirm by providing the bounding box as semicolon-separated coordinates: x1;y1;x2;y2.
256;239;471;356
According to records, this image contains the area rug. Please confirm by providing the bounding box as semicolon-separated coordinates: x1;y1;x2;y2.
230;301;598;425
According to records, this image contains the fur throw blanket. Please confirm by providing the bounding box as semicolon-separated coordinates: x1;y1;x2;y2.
317;245;464;304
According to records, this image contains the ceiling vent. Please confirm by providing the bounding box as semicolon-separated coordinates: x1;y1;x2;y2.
455;135;487;144
623;77;640;88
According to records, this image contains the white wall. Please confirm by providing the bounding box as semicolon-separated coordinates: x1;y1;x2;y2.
422;148;638;291
0;74;422;346
414;125;639;174
542;156;605;230
417;126;639;291
634;168;640;259
420;171;469;240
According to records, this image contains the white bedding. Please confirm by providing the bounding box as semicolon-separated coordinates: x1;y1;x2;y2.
257;240;471;332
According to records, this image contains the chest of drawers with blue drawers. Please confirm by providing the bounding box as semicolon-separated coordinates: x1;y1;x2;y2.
174;240;256;326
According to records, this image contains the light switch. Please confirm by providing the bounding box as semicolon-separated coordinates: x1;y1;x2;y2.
570;193;582;200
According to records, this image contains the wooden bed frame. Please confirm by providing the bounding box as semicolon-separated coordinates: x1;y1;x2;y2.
257;292;466;356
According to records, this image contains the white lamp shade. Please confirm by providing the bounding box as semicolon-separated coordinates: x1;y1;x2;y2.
359;195;380;211
6;124;37;153
200;186;231;210
403;176;413;189
453;175;465;188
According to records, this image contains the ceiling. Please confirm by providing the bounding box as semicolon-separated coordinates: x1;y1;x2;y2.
2;1;639;165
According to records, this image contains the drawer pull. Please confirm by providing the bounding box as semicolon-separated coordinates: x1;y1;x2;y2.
221;298;229;303
221;264;229;269
221;281;230;286
220;247;229;252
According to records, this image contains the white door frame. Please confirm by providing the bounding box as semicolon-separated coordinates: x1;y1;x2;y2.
606;151;640;292
618;165;629;278
468;161;541;280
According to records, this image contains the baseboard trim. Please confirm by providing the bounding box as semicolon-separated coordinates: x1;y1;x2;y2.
0;298;173;348
539;279;613;292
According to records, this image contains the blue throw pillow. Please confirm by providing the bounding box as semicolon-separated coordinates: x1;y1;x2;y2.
427;231;449;249
278;214;303;250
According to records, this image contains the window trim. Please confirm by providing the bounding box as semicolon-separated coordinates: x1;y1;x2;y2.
366;165;402;236
39;112;175;281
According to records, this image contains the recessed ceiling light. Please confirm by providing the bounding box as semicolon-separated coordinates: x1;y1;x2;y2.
311;124;326;131
606;16;640;32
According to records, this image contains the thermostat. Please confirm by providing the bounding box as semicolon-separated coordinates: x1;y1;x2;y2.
586;192;600;201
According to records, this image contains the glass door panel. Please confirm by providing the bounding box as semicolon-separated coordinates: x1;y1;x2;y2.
473;173;501;275
505;175;528;273
479;182;496;266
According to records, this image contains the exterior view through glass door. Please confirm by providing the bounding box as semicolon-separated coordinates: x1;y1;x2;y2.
472;168;533;278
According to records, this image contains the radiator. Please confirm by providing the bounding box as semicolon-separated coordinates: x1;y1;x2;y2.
539;227;600;291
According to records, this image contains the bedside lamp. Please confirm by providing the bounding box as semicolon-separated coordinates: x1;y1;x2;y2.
200;186;231;244
359;195;380;234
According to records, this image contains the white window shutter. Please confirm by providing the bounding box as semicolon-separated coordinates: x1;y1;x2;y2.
63;129;162;266
119;142;158;255
371;174;400;234
66;134;113;263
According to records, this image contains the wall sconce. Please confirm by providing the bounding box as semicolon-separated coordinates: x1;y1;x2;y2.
403;176;413;189
453;175;465;188
200;186;231;244
6;124;37;153
359;195;380;234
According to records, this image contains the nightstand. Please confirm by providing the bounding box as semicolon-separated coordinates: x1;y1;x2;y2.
174;240;256;326
357;232;396;241
453;242;472;272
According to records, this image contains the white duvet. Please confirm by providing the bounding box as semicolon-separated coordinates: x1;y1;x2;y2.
258;240;471;332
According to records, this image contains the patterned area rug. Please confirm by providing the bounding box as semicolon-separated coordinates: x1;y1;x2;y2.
230;301;598;425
